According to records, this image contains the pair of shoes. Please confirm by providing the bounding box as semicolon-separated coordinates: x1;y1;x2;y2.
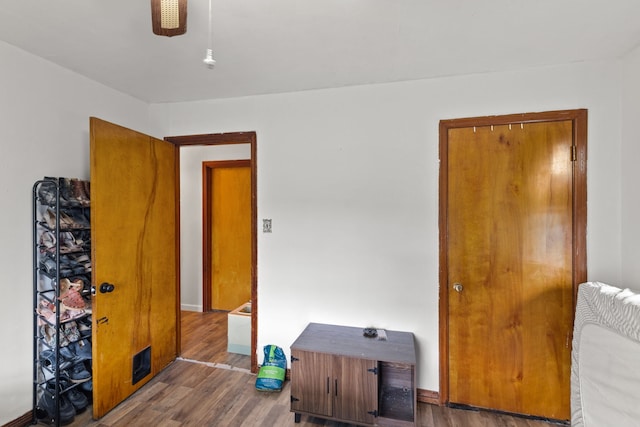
37;380;76;425
59;254;92;276
66;361;92;383
59;232;85;253
58;278;92;320
56;374;89;413
60;178;90;207
40;347;81;372
59;279;84;306
65;386;89;413
59;210;89;230
41;207;88;230
37;299;79;324
62;338;92;362
40;321;81;348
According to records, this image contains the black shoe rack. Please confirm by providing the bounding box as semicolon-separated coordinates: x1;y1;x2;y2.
33;177;93;426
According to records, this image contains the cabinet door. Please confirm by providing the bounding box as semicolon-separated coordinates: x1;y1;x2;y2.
291;350;333;417
334;356;378;425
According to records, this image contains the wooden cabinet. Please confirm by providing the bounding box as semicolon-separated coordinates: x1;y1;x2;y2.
291;323;416;426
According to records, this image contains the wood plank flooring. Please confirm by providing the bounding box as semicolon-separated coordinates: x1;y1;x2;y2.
180;310;251;371
54;311;565;427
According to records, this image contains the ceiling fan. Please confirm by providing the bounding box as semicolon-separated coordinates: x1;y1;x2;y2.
151;0;187;37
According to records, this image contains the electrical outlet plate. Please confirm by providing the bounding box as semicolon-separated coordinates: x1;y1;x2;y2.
263;219;272;233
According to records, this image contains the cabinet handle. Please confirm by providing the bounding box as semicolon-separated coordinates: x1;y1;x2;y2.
326;377;329;394
335;379;338;397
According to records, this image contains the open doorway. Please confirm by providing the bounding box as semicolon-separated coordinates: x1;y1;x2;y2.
166;132;257;373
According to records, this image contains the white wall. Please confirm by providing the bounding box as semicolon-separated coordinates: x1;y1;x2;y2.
151;60;624;393
621;44;640;290
179;144;252;311
0;41;151;424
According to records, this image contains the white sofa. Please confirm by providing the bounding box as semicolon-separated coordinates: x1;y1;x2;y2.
571;282;640;426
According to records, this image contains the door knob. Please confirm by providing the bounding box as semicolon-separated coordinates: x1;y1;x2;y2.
99;282;115;293
453;283;463;293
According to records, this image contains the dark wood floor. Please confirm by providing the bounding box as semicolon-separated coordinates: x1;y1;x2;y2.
57;311;564;427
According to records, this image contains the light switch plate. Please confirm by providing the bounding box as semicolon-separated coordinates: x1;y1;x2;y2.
263;219;272;233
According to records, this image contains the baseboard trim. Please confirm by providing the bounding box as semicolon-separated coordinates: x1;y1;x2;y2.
417;388;440;405
180;304;202;312
2;411;32;427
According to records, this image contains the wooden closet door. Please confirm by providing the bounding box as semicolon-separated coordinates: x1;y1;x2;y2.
446;120;576;420
90;117;178;418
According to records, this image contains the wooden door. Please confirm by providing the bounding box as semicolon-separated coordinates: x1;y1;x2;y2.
333;356;378;424
206;162;252;311
90;117;178;418
291;349;333;417
441;111;587;420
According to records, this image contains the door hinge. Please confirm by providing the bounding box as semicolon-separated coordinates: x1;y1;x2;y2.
367;410;378;417
367;367;378;375
571;145;577;161
291;355;299;363
291;395;299;403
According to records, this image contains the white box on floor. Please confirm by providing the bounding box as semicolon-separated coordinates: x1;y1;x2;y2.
227;302;251;355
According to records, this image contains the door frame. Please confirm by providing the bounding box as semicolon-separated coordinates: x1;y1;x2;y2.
165;131;258;373
438;109;587;406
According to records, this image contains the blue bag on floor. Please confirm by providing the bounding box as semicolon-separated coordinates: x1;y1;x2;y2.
255;345;286;392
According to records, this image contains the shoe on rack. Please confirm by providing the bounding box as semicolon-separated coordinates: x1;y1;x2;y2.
58;211;80;229
69;338;92;361
73;254;90;264
83;180;91;202
60;177;80;207
72;178;91;207
36;300;56;322
71;209;91;228
40;256;57;275
40;348;80;372
40;320;81;348
64;386;89;413
59;279;87;311
76;316;92;338
39;231;57;253
37;380;76;425
80;379;92;393
42;207;59;229
67;361;92;383
37;182;58;206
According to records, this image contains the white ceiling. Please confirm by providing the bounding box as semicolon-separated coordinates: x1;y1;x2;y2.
2;0;640;103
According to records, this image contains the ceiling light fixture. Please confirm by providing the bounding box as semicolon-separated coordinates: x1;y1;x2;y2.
203;0;216;68
151;0;187;37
